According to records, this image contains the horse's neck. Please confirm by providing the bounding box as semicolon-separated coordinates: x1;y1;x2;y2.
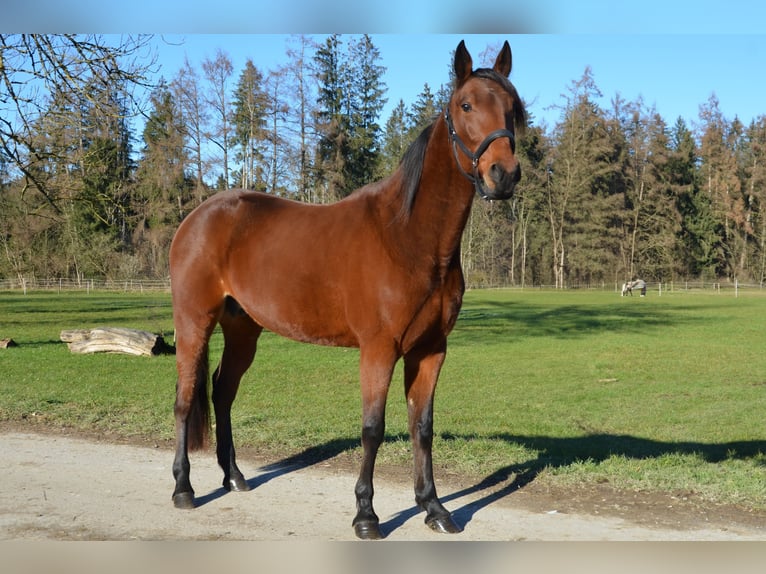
401;118;476;267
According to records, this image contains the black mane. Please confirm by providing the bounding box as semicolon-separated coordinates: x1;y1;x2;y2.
398;122;434;218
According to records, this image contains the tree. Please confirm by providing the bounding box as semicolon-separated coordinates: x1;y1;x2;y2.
510;123;550;287
667;117;714;278
0;34;155;210
172;58;209;203
313;34;387;201
698;94;750;280
378;99;409;178
613;97;681;281
231;59;268;190
313;34;347;202
407;83;439;139
344;34;387;191
741;117;766;283
282;34;319;202
202;49;234;189
78;81;134;242
133;81;191;277
546;67;620;287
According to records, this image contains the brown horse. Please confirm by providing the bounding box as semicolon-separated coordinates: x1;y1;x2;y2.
169;39;526;539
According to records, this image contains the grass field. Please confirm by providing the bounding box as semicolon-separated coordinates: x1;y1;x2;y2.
1;288;765;509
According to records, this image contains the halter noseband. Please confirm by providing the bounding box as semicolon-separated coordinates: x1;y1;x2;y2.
444;108;516;200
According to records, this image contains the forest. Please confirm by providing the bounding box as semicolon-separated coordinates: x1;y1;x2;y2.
2;34;765;289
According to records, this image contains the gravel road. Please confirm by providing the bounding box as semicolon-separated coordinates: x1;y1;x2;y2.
2;430;764;542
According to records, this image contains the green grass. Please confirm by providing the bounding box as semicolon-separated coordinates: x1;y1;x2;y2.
1;288;765;508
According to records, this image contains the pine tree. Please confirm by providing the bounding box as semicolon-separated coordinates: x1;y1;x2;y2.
378;99;409;178
698;94;749;280
231;59;268;191
739;117;766;283
313;34;387;200
133;81;191;276
547;67;620;287
407;83;438;139
673;117;722;279
345;34;387;191
313;34;347;202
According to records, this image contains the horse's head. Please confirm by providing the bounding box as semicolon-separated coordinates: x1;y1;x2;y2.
446;40;526;201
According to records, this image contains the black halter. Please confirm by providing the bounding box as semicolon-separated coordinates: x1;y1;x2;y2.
444;108;516;200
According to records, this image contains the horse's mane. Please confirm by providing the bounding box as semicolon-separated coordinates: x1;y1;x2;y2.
398;123;434;219
396;68;527;219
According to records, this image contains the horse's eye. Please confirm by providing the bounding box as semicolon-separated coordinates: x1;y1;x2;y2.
461;102;472;112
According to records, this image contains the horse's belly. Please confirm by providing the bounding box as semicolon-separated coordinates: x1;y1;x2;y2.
236;287;359;348
267;317;359;348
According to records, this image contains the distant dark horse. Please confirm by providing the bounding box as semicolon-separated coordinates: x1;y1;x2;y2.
622;279;647;296
169;40;526;539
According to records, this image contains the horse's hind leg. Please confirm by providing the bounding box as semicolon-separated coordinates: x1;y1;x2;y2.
403;341;460;534
213;298;262;492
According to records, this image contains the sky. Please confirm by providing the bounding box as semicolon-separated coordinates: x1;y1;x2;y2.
148;33;766;132
4;0;766;132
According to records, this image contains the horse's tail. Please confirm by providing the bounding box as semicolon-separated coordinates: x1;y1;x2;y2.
186;348;211;451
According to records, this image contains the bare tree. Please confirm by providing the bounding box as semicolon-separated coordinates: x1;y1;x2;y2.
283;34;318;202
0;34;156;210
172;57;209;203
201;49;234;189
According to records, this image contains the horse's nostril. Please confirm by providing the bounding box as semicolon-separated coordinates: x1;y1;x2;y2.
490;163;504;182
489;163;521;186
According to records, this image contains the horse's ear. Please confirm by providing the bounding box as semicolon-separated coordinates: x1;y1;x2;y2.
453;40;473;84
493;41;512;77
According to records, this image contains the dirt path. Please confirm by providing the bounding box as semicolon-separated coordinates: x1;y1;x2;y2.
1;430;764;541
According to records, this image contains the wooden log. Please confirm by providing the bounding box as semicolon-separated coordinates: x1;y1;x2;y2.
60;327;174;356
1;338;18;349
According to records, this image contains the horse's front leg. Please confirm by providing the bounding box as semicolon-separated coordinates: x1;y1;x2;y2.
352;345;397;540
404;342;460;534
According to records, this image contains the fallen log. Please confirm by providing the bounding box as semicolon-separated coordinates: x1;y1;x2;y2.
1;338;18;349
60;327;175;357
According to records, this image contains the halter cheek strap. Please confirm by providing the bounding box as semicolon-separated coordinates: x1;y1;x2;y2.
444;109;516;200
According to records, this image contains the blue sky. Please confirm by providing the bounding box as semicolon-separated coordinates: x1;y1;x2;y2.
149;33;765;131
7;0;766;35
5;1;766;131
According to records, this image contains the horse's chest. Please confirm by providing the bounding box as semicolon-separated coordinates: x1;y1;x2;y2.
400;269;464;351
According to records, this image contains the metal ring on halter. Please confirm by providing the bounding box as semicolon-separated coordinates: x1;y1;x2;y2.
444;109;516;200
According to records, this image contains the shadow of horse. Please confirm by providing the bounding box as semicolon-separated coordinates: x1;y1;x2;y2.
435;432;766;531
193;437;359;507
194;431;766;535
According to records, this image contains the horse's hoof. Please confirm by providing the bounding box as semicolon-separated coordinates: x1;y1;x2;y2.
425;513;461;534
225;476;251;492
353;520;384;540
173;492;196;509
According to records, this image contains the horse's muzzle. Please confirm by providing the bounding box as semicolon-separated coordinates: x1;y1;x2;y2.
479;162;521;201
